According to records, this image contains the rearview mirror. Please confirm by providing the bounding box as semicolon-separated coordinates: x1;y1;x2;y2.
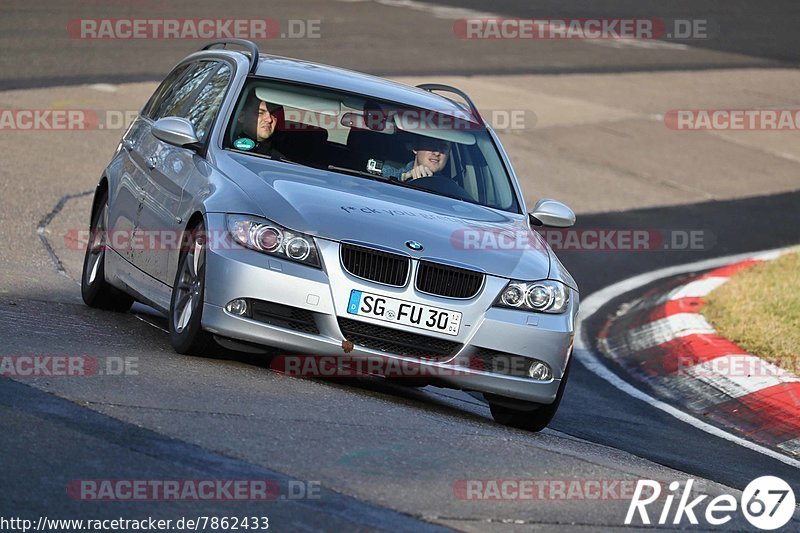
152;117;200;148
529;199;576;228
341;111;396;134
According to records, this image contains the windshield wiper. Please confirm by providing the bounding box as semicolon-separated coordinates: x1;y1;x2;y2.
261;153;306;166
275;155;308;166
327;165;390;181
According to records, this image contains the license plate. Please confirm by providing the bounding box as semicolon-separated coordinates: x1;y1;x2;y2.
347;290;462;336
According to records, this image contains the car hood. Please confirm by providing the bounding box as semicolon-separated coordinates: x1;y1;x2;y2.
226;154;552;281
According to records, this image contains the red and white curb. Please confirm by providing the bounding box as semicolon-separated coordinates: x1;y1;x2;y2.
596;250;800;459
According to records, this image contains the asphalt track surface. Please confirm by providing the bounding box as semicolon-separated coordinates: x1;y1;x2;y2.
1;0;799;530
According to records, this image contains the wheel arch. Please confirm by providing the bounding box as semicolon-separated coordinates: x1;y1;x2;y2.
89;177;109;228
167;210;208;289
185;210;206;231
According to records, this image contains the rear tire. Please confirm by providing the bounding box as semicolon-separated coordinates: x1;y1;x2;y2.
488;357;572;432
169;220;215;355
80;191;134;312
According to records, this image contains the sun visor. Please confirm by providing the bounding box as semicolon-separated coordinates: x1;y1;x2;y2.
255;86;340;116
391;113;477;145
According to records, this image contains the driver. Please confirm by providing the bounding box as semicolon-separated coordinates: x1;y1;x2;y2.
381;139;450;182
236;92;286;159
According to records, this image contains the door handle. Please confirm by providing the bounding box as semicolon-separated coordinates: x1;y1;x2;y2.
146;155;158;170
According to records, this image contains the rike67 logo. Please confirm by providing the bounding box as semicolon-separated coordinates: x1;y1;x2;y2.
626;476;796;530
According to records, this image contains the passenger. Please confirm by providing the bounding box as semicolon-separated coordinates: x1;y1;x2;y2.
236;93;286;159
381;138;450;182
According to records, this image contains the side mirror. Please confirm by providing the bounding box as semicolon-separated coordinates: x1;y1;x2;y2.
151;117;200;149
529;199;576;228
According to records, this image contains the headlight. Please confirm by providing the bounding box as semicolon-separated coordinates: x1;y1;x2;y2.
495;280;570;314
226;214;321;268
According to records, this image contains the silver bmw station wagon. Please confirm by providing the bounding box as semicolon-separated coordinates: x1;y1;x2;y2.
82;40;579;431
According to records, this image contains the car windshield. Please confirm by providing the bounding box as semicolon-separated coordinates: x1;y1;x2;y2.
224;79;520;213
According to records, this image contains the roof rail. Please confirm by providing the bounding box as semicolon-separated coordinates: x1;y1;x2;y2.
201;39;260;74
416;83;482;122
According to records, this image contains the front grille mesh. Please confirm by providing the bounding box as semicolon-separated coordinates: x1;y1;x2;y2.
338;318;461;360
341;244;409;287
416;261;484;299
250;301;319;334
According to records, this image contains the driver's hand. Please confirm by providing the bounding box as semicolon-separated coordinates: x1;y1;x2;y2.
402;165;433;181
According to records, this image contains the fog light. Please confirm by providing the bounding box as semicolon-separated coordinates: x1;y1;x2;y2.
527;361;552;381
225;298;249;316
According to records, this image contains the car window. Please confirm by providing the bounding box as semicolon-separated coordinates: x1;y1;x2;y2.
152;61;219;120
184;63;232;143
225;80;521;213
142;63;191;119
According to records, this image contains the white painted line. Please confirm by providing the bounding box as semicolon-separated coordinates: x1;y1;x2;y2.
586;39;689;51
668;276;728;299
337;0;498;19
575;245;800;469
88;83;118;93
779;438;800;457
752;249;787;261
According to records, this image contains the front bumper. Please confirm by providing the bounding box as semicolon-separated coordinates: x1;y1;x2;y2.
202;213;577;404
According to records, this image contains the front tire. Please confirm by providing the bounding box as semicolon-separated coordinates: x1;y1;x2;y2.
169;220;215;355
81;191;134;312
488;357;572;432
